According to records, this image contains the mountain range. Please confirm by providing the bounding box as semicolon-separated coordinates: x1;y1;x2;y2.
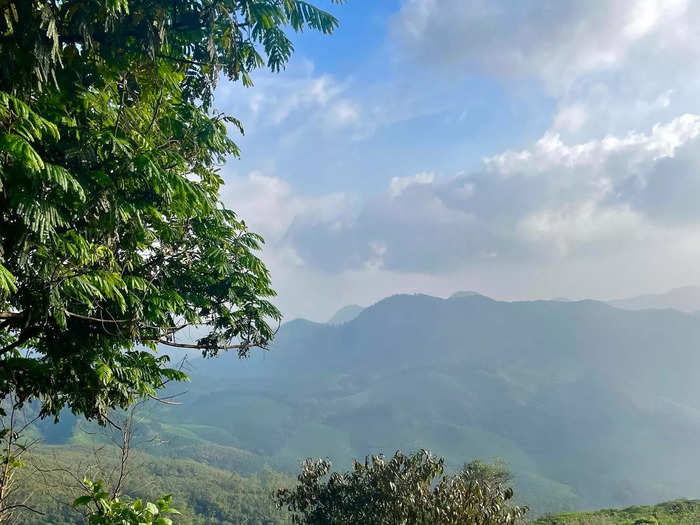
326;285;700;327
39;288;700;516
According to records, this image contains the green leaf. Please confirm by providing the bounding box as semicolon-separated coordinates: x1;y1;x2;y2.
72;495;93;508
145;501;159;515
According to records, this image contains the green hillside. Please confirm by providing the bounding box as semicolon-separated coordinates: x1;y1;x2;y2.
13;445;293;525
534;499;700;524
32;293;700;517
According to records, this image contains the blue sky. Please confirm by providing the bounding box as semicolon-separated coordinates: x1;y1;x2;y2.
214;0;700;320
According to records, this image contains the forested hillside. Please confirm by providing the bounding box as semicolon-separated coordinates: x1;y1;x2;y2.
32;293;700;517
13;446;292;525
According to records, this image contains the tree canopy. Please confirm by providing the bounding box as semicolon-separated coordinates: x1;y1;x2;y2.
0;0;343;421
276;450;528;525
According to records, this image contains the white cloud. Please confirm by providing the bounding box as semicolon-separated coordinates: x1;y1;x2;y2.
393;0;692;92
485;114;700;176
391;0;700;140
389;171;435;197
553;104;588;133
517;203;644;257
220;171;356;245
217;66;364;137
281;114;700;274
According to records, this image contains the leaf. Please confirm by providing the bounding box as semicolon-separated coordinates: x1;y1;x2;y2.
0;133;44;171
145;501;159;515
72;495;93;508
0;262;17;296
96;364;113;385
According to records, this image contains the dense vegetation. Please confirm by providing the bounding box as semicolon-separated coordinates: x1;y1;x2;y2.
12;445;293;525
0;0;348;421
14;443;700;524
276;450;527;524
11;446;529;524
534;500;700;524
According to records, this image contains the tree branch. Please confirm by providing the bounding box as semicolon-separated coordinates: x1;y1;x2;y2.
146;393;182;405
0;503;44;515
0;327;39;357
64;311;189;334
154;339;249;350
156;53;210;67
64;311;129;323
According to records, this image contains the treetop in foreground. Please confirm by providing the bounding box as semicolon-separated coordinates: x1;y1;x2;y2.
0;0;343;420
276;450;528;525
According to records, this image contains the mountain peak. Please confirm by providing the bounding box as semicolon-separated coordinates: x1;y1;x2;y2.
327;304;364;325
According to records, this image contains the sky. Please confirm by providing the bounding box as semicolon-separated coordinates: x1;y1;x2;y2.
214;0;700;321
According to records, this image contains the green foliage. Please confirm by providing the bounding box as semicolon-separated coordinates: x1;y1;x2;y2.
533;499;700;525
14;445;293;524
73;478;180;525
0;0;343;421
276;450;528;524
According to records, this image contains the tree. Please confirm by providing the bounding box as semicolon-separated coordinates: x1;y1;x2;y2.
276;450;528;525
0;0;343;422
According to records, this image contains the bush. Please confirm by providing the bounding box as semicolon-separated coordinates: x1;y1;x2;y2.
276;450;527;524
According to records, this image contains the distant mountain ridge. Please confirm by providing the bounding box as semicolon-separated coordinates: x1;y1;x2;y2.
608;285;700;312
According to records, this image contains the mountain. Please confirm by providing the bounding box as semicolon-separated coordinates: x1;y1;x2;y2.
326;304;364;324
608;285;700;312
44;293;700;516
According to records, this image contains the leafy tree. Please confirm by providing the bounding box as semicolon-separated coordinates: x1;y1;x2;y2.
0;0;343;421
276;450;528;525
73;479;180;525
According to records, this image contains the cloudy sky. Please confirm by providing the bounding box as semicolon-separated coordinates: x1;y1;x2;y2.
215;0;700;321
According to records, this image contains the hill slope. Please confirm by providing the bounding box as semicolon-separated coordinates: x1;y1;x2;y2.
14;446;292;525
51;293;700;516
